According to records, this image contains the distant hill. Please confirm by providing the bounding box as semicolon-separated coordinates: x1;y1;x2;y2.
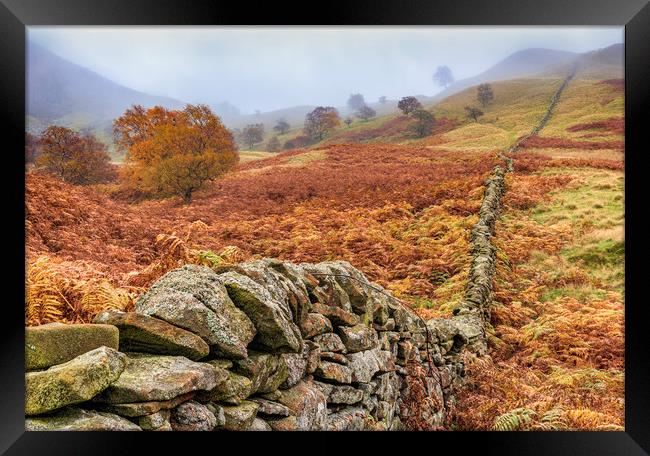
433;43;622;101
27;42;185;153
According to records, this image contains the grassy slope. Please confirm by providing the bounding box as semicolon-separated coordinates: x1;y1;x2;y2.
453;74;624;431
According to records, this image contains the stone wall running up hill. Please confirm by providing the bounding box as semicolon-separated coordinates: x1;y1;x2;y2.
25;260;477;431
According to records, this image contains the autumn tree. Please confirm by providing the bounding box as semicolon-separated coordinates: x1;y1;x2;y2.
273;119;290;135
477;83;494;107
114;104;238;204
26;132;39;163
433;66;454;88
398;96;422;116
356;105;376;121
465;105;484;122
267;136;282;152
242;123;265;149
347;94;366;112
379;96;387;104
410;109;436;137
36;126;115;184
304;106;340;141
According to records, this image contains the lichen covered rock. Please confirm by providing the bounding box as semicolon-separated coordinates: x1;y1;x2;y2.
93;310;209;360
25;323;119;371
135;265;256;359
26;407;141;431
94;353;218;404
26;346;126;415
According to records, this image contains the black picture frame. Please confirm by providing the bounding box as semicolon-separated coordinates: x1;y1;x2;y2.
1;0;648;453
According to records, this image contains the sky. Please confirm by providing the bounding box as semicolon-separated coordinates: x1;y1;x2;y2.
28;27;623;114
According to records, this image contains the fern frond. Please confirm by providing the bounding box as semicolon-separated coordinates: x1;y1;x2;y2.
492;408;536;431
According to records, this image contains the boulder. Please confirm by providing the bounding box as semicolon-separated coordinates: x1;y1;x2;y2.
336;324;378;353
222;401;259;431
304;341;321;375
138;410;171;431
205;403;226;428
25;407;141;431
94;392;195;417
135;265;256;359
327;385;364;405
266;415;299;431
346;348;392;383
93;353;218;404
314;361;352;384
249;398;290;417
170;400;217;431
300;313;333;339
196;370;252;405
281;343;309;389
232;352;288;394
312;333;347;353
320;351;348;365
372;372;401;403
248;417;272;431
311;303;359;327
300;263;354;311
221;259;312;327
93;310;210;360
26;346;126;415
218;271;302;352
326;407;368;431
25;322;119;371
275;381;327;430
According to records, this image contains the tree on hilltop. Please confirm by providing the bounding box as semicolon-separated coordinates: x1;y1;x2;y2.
398;96;422;116
304;106;341;141
378;96;387;104
465;105;484;122
242;123;265;149
433;66;455;88
36;126;115;185
114;103;238;204
477;83;494;107
273;119;290;135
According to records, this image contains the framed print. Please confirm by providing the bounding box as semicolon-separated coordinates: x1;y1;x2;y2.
1;0;649;453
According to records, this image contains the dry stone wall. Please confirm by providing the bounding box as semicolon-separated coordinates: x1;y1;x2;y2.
25;260;471;431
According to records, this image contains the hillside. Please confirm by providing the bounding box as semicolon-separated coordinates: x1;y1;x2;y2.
26;43;185;153
432;43;622;101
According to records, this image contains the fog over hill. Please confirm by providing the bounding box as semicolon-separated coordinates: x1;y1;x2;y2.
27;33;623;143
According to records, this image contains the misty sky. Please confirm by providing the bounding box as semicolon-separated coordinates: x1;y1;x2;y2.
28;27;623;113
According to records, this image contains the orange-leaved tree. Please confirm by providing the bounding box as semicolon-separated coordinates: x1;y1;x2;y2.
36;126;115;184
114;104;238;204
